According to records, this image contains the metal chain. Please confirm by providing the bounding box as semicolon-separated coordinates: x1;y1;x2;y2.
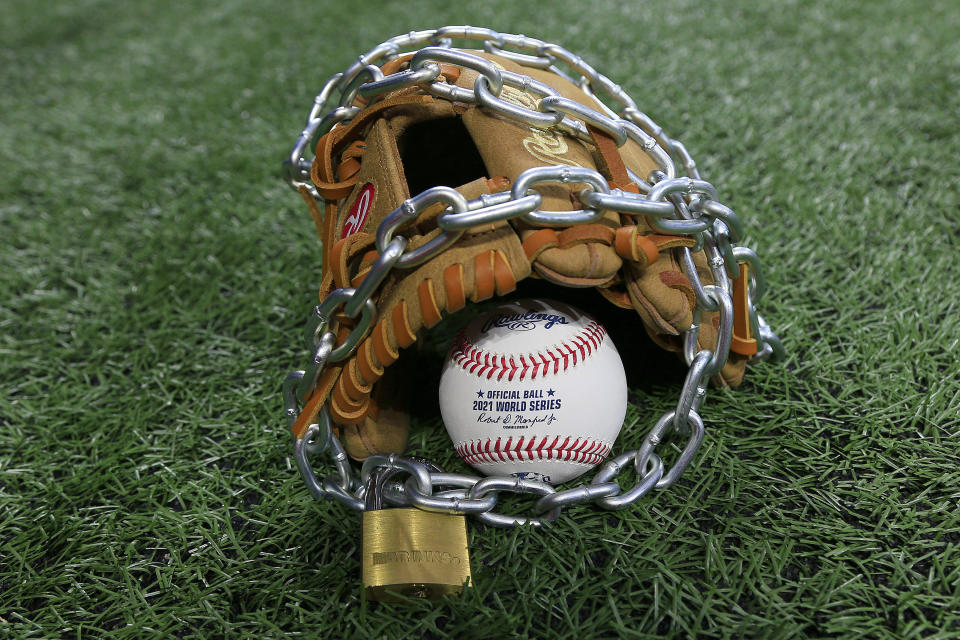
281;27;784;526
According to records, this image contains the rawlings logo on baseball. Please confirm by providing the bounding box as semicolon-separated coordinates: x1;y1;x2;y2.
439;299;627;484
480;310;569;333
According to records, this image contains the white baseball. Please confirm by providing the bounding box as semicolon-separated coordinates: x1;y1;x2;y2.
439;299;627;484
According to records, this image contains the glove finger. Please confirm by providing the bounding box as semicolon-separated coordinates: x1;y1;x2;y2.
624;251;695;337
340;363;411;460
696;309;747;387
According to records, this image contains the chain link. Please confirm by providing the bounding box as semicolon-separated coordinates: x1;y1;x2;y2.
282;27;783;526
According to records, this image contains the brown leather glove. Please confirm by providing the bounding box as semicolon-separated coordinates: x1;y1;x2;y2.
291;46;755;459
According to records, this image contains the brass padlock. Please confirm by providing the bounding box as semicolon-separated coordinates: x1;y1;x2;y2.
362;465;471;601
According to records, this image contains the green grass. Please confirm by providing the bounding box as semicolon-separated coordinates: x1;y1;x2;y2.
2;0;959;637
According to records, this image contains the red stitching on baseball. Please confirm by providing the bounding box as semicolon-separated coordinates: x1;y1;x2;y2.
457;435;611;466
451;321;606;380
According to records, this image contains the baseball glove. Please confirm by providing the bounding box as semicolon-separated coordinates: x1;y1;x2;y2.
285;29;778;462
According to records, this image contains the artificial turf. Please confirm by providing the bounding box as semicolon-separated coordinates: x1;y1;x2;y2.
2;0;959;638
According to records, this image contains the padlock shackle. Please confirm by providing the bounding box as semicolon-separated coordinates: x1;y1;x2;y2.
364;457;444;510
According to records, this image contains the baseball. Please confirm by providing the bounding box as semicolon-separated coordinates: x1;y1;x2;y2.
439;299;627;484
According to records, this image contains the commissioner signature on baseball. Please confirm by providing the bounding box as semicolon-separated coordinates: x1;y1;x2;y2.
476;412;559;428
480;311;570;333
